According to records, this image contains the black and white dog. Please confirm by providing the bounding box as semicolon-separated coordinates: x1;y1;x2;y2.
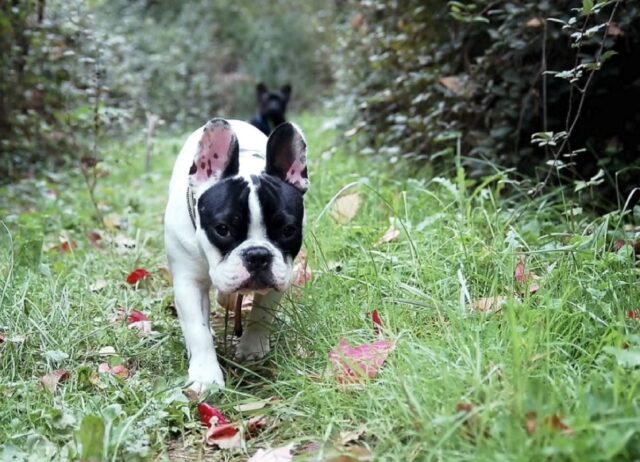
249;83;291;136
164;118;308;393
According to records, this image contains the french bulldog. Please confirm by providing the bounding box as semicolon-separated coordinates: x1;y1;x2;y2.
164;118;308;393
249;83;292;136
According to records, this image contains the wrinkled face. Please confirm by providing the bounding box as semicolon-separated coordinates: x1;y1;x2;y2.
189;118;308;295
196;175;304;294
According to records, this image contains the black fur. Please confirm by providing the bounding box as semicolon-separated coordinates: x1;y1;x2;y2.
249;83;292;136
198;178;250;257
254;174;304;260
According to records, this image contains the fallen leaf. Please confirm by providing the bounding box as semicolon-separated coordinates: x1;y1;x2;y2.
233;397;277;413
371;310;383;335
205;415;267;448
127;310;148;323
377;224;400;244
58;240;78;253
293;249;312;287
325;446;372;462
127;309;153;334
607;23;624;36
98;346;116;356
89;279;108;292
40;369;70;392
440;76;463;95
328;338;395;384
515;256;527;283
613;239;640;253
87;231;102;248
198;402;229;428
0;333;4;343
248;443;295;462
107;308;126;324
627;310;640;319
469;296;508;313
339;424;366;446
514;256;540;294
126;268;151;285
98;362;129;379
526;17;543;27
544;414;573;436
525;411;537;436
331;193;361;224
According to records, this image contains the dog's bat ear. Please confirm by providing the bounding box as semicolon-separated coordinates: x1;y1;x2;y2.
256;83;268;99
265;122;308;193
189;118;239;190
281;84;291;101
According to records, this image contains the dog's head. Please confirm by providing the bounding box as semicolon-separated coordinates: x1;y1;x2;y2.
256;83;291;126
189;118;308;294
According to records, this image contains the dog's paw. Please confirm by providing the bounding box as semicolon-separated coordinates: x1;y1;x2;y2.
186;363;225;395
235;334;270;362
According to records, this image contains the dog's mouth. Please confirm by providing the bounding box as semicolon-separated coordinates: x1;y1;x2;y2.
235;273;277;294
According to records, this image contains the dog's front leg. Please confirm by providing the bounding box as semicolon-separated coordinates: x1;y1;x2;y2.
173;276;224;392
235;291;282;361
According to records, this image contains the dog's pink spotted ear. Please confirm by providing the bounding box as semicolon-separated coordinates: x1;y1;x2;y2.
265;122;309;193
189;119;239;188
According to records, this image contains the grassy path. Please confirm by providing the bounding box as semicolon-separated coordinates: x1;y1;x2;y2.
1;114;639;461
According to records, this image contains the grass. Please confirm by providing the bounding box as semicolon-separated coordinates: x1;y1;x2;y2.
1;113;639;461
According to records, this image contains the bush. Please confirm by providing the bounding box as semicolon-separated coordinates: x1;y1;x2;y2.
337;0;640;209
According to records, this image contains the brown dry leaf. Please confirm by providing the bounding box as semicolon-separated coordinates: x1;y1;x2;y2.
607;23;624;36
90;279;108;292
233;397;278;413
160;265;172;285
339;424;367;446
440;76;464;95
98;362;130;379
40;369;70;392
377;224;400;245
293;249;312;287
526;17;543;27
331;193;361;224
545;414;573;436
469;296;508;313
87;231;103;248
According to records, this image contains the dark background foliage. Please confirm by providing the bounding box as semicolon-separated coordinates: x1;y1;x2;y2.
337;0;640;209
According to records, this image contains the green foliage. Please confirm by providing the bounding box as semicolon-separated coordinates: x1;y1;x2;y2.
337;0;640;209
95;0;335;126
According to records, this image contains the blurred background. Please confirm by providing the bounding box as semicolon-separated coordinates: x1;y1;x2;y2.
1;0;639;210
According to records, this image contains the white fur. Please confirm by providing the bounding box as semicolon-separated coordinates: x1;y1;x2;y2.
164;120;295;393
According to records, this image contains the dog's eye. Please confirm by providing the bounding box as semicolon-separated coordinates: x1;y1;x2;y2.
282;225;296;239
214;224;230;238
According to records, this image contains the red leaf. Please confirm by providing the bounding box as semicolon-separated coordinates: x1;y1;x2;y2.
371;310;383;335
87;231;102;247
328;338;395;384
126;268;151;285
58;240;78;253
627;310;640;319
198;402;229;428
205;415;267;449
127;309;148;324
40;369;70;392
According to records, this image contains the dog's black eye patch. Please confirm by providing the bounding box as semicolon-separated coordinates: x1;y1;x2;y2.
198;178;250;256
255;175;304;259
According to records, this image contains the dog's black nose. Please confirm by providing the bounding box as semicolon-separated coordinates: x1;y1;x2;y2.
243;247;272;272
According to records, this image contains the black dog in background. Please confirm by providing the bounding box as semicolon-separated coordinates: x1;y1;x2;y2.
249;83;291;136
